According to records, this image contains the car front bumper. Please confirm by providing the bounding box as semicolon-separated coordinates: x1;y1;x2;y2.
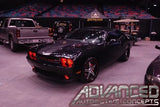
27;57;77;81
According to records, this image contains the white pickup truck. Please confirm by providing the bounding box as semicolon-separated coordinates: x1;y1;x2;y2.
0;18;53;51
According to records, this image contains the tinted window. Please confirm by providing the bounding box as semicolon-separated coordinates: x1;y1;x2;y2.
108;30;122;39
4;20;8;28
10;20;35;27
66;29;105;44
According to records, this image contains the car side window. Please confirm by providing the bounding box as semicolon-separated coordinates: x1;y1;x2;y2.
119;34;126;41
9;20;35;27
3;20;8;28
107;30;122;42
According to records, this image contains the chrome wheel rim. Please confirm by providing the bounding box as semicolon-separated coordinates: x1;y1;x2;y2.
84;60;97;81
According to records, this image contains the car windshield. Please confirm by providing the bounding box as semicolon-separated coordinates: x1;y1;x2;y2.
66;29;105;44
10;20;35;27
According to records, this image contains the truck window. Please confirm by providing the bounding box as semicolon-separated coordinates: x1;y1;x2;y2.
10;20;35;27
4;20;8;28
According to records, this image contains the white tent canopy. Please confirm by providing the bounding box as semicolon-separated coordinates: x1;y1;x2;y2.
113;19;139;23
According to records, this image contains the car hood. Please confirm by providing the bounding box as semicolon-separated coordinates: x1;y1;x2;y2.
148;55;160;76
37;39;90;58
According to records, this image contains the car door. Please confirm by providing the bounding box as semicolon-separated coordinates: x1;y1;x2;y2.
104;30;123;62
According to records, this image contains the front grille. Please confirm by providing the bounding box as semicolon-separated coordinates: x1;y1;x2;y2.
37;54;60;65
34;67;66;80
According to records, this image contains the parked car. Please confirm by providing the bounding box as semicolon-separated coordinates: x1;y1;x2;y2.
0;18;53;51
144;45;160;87
27;27;131;82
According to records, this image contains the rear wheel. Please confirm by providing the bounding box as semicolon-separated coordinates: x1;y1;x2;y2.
0;39;3;45
80;57;99;83
119;46;130;62
9;38;17;52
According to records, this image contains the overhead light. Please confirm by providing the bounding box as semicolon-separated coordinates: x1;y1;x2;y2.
60;0;64;3
153;4;157;7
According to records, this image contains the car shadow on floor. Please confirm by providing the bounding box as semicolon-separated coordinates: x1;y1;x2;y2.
1;44;31;54
28;74;84;93
99;59;121;72
28;61;121;90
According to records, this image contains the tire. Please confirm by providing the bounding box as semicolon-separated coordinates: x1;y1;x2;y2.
133;41;135;46
144;75;150;85
0;39;3;45
119;46;130;62
9;38;17;52
79;57;99;83
53;36;57;40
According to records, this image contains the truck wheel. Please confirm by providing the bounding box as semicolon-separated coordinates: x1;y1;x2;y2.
9;38;17;52
79;57;99;83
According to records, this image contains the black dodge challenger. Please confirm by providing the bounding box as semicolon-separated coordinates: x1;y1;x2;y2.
27;27;131;82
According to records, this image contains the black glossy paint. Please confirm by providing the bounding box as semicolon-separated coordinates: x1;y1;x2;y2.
145;45;160;86
27;27;131;81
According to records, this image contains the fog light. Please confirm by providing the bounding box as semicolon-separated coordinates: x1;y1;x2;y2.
64;75;70;80
32;66;35;71
76;71;81;74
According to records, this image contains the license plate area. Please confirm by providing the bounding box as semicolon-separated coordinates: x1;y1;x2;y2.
33;39;39;43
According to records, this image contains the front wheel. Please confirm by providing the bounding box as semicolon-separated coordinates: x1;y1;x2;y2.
79;57;99;83
119;46;130;62
10;38;17;52
0;39;3;45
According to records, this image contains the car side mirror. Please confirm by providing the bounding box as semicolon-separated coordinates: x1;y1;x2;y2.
155;45;160;50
